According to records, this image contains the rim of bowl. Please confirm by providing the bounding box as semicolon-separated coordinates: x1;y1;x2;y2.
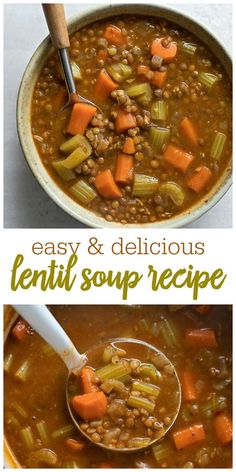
17;3;232;229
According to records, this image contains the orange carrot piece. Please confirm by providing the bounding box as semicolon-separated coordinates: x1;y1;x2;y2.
185;328;218;348
94;70;118;103
214;413;232;445
95;169;122;199
65;438;86;451
194;305;212;315
98;49;108;61
72;391;107;421
81;367;99;394
173;423;206;450
137;65;151;76
163;144;195;173
115;153;134;184
180;117;198;146
151;71;167;88
187;166;212;193
12;320;28;341
103;25;126;45
67;103;96;135
182;370;198;402
115;109;137;134
151;37;177;63
122;137;135;154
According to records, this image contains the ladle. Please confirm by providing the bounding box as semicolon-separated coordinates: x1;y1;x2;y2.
42;4;98;109
12;304;181;452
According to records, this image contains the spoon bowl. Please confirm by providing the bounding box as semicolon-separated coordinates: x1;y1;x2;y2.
12;305;181;453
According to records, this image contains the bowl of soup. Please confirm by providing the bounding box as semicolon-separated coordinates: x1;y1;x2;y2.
4;305;232;468
17;4;232;227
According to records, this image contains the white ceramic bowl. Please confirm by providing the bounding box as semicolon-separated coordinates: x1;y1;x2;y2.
17;4;232;228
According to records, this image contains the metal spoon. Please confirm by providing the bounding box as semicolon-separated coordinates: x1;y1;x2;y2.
42;4;98;109
12;305;181;453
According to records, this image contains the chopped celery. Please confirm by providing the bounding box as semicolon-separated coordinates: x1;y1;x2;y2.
20;426;34;450
201;393;227;416
52;160;76;181
128;437;151;448
127;394;155;412
138;363;162;382
159;318;179;348
149;126;170;152
36;420;48;444
4;353;13;373
69;180;97;205
15;359;30;382
5;413;19;428
210;132;226;160
61;136;92;169
159;182;185;206
179;41;197;56
107;63;133;83
71;62;82;81
198;72;218;89
60;134;89;154
52;424;75;439
137;318;149;332
168;305;185;312
151;101;168;121
96;361;131;382
132;380;160;397
152;441;171;463
132;174;158;197
12;401;28;418
126;82;153;103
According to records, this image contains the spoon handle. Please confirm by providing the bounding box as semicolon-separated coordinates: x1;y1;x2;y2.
42;4;70;49
12;305;87;370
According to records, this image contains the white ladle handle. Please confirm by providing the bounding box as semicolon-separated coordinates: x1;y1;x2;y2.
13;305;87;371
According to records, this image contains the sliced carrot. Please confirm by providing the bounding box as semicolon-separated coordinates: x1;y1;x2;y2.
194;305;212;315
182;370;198;402
67;103;97;135
179;117;198;147
163;144;195;173
187;166;212;193
173;423;206;450
115;153;134;184
185;328;218;348
95;169;122;199
72;391;107;421
151;37;177;63
151;71;167;88
94;70;118;103
65;438;86;451
54;87;67;112
103;25;126;45
98;49;108;61
81;367;99;394
12;320;28;341
115;109;137;134
214;413;232;445
122;137;135;154
137;65;151;76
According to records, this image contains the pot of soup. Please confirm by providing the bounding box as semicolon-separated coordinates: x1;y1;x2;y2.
4;305;232;468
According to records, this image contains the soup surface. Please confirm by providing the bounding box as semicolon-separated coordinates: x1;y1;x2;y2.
31;15;232;225
4;305;232;468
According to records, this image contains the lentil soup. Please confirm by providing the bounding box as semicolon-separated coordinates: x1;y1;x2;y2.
31;14;232;225
4;305;232;468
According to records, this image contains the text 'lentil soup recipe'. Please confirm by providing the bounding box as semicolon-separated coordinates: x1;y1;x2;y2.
4;305;232;468
31;13;232;226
